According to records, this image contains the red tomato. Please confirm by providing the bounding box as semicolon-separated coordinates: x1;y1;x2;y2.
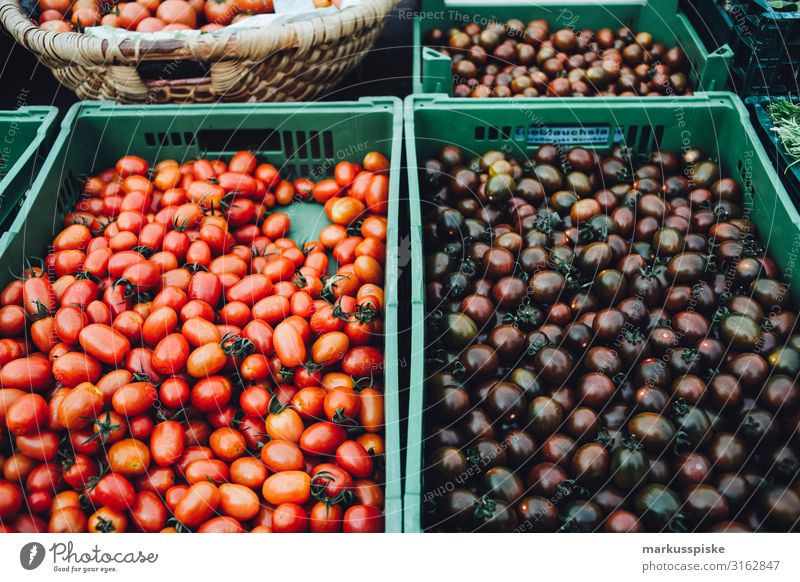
0;357;53;391
291;386;326;421
273;321;307;368
57;383;104;430
91;474;136;512
190;376;232;412
5;393;48;436
130;491;168;533
111;382;157;417
197;516;244;533
78;324;131;366
150;421;186;467
336;440;375;478
174;481;221;528
0;481;23;520
342;346;384;377
260;439;305;472
343;504;383;533
299;422;347;456
151;333;190;375
310;501;343;533
272;503;309;533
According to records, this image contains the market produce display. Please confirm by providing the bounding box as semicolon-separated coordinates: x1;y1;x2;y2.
0;148;391;533
420;143;800;532
425;20;692;98
32;0;338;32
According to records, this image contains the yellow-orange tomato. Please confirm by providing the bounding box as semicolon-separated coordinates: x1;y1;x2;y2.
353;255;384;285
219;483;260;521
186;342;227;377
154;165;182;190
107;438;151;477
327;196;365;226
181;317;222;347
49;507;87;533
261;471;311;505
321;372;354;392
361;216;387;241
362;151;390;173
311;331;350;364
356;432;385;456
230;457;268;489
157;0;198;27
264;408;304;443
209;427;246;462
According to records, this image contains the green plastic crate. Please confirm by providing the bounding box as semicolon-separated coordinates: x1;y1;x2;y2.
0;99;404;533
413;0;733;96
403;92;800;532
0;106;59;230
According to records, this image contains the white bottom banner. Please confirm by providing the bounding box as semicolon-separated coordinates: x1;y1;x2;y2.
0;534;797;581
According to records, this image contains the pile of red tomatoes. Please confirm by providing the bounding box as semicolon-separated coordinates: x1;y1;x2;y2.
34;0;339;33
0;148;391;533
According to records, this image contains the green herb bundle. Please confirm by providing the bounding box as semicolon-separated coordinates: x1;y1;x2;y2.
768;98;800;166
768;1;800;12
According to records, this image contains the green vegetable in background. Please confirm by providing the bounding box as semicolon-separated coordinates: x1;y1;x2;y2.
768;98;800;165
768;1;800;12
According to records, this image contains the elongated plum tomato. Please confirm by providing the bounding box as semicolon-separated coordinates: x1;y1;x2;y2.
78;324;131;366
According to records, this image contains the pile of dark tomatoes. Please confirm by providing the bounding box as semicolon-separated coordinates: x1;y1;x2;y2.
425;20;692;98
421;143;800;532
0;149;391;533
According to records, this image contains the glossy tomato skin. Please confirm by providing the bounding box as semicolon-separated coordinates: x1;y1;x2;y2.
272;503;309;533
91;474;136;512
79;324;131;366
5;393;48;436
190;376;232;412
336;440;375;479
310;501;343;533
151;333;190;375
0;481;23;520
262;471;311;506
342;346;384;377
150;421;186;467
343;504;384;533
261;439;305;472
174;481;221;528
300;422;347;456
0;357;53;391
130;490;168;533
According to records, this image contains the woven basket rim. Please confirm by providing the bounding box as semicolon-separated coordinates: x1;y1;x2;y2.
0;0;399;64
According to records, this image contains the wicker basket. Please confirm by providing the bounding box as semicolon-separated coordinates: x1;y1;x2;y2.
0;0;398;103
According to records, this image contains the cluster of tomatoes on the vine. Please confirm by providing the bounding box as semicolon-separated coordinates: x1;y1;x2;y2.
0;147;391;533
